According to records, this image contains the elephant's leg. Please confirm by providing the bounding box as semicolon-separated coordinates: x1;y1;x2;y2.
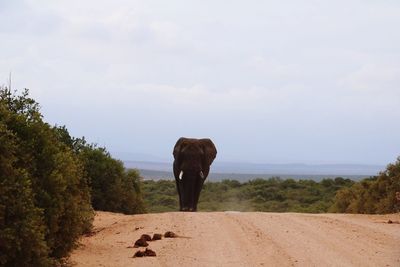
193;178;205;211
188;177;197;211
174;179;183;211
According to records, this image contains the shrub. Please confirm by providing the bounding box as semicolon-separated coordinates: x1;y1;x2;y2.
141;176;355;213
54;126;146;214
0;122;49;266
79;145;145;214
0;88;94;264
330;158;400;214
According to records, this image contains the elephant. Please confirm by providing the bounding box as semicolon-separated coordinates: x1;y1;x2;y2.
173;137;217;211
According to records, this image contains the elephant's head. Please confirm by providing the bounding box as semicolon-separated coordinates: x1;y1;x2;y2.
173;137;217;211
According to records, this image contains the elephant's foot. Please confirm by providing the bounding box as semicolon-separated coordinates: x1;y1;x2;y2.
180;207;197;212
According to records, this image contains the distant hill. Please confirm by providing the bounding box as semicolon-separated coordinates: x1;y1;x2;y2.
136;169;368;181
123;160;384;181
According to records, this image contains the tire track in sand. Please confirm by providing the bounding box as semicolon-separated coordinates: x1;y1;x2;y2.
69;212;400;267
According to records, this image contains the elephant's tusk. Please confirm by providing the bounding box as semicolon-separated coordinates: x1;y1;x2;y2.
200;171;205;179
179;171;184;180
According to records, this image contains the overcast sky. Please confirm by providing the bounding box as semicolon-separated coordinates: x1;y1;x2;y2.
1;0;399;165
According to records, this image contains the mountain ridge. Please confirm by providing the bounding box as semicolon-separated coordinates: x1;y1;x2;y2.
123;160;384;181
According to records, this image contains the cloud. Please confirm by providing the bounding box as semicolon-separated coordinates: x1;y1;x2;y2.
1;0;400;164
340;64;400;92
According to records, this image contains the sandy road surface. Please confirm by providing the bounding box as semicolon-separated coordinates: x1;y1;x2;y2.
69;211;400;267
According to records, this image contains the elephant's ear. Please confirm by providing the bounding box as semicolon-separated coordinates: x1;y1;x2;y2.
173;137;187;159
200;138;217;166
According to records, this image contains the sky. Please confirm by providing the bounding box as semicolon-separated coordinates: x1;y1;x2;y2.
1;0;399;165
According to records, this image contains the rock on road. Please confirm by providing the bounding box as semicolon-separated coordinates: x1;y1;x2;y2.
69;211;400;266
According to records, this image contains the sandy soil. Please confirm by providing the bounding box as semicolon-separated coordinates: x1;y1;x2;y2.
69;211;400;267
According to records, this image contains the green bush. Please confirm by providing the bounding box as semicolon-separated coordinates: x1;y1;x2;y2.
0;88;94;264
141;177;355;213
79;146;145;214
142;180;178;212
0;123;49;266
54;125;146;215
330;158;400;214
0;86;147;265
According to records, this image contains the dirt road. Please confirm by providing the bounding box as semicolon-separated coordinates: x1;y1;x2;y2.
69;211;400;266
